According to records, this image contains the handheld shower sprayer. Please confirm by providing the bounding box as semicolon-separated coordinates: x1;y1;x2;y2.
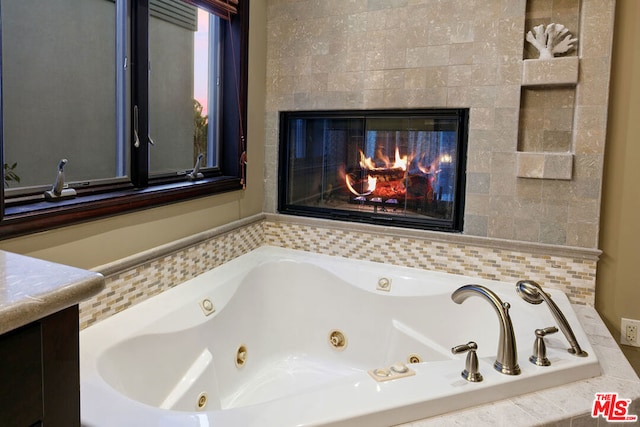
516;280;588;357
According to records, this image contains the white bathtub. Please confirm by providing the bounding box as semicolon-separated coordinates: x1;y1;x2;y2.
80;246;601;426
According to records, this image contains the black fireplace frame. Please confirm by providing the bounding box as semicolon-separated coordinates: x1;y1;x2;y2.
278;109;469;232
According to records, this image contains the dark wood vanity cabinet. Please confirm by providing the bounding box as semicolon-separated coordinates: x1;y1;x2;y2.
0;305;80;427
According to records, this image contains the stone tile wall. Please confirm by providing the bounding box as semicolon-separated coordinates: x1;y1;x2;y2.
263;0;615;249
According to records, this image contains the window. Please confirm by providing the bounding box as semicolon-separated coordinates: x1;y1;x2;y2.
0;0;248;237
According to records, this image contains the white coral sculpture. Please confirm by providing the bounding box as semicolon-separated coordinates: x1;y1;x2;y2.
526;23;578;60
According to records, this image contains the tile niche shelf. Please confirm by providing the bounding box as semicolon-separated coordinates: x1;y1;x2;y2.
517;56;579;180
516;151;573;180
522;56;579;87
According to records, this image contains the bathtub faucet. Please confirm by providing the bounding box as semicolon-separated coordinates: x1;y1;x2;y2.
451;284;521;375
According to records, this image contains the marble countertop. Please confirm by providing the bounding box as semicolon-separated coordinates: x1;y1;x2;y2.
398;305;640;426
0;250;104;335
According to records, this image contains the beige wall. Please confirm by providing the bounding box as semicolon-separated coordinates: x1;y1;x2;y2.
0;0;268;270
597;0;640;374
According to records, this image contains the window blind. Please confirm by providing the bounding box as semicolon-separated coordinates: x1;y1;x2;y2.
180;0;238;20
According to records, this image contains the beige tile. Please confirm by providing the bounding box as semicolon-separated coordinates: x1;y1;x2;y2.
517;152;545;178
513;217;540;242
522;57;579;86
543;152;573;180
448;42;475;65
488;215;515;239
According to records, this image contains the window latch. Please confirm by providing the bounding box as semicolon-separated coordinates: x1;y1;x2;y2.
133;105;140;148
44;159;77;201
187;153;204;181
133;105;155;147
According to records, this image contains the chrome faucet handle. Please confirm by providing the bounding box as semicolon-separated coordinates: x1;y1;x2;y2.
452;341;483;382
530;326;558;366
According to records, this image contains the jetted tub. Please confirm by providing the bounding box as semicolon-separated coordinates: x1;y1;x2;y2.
80;246;601;426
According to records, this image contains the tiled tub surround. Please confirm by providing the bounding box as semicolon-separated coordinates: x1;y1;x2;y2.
263;0;615;249
264;215;598;306
80;214;599;329
80;216;265;329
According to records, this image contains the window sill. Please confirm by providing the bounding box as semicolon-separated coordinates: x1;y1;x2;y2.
1;176;242;239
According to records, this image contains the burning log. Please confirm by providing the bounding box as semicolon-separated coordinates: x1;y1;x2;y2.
368;167;405;182
345;145;437;207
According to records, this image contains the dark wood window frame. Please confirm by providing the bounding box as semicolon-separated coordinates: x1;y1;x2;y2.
0;0;249;239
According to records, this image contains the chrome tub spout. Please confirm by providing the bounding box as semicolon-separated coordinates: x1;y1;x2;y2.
516;280;588;357
451;284;521;375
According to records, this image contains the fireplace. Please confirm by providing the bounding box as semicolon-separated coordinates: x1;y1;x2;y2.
278;109;469;232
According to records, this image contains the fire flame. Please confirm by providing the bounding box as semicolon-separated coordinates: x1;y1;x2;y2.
359;151;377;170
359;147;408;171
392;147;408;170
345;173;377;196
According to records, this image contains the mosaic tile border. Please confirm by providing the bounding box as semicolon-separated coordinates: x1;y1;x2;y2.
263;219;597;306
80;214;598;330
79;221;264;329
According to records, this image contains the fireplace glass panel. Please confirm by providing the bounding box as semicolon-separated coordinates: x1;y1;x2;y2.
279;110;468;231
